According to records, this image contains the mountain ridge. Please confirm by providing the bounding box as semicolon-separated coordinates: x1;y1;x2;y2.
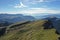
0;20;59;40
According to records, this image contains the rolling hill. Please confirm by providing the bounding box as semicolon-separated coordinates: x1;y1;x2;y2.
0;20;59;40
0;14;35;27
0;14;35;23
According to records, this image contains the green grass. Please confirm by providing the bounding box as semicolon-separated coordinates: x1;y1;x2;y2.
0;20;59;40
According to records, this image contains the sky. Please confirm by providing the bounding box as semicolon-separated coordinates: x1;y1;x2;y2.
0;0;60;15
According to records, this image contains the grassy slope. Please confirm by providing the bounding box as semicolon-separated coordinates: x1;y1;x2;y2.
0;20;58;40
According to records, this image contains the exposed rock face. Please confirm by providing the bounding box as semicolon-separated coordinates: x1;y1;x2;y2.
53;19;60;34
43;16;60;34
43;20;53;29
0;27;6;36
43;16;57;29
49;17;60;34
58;37;60;40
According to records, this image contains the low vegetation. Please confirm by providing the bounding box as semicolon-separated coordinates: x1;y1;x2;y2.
0;20;59;40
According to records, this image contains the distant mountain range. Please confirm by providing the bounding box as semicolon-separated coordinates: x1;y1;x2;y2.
0;14;35;26
33;14;60;19
0;13;60;27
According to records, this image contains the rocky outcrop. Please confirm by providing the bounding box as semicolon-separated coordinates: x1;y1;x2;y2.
53;19;60;34
0;27;6;36
43;16;60;35
43;20;53;29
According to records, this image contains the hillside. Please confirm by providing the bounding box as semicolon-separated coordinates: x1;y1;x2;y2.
0;14;35;26
0;20;59;40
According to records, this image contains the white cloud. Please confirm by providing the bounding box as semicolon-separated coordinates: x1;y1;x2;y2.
0;8;60;15
14;2;27;8
39;0;56;2
23;8;59;12
13;8;60;15
13;0;56;8
30;0;56;4
20;0;56;4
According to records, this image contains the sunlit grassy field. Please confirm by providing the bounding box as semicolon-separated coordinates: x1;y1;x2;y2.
0;20;59;40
